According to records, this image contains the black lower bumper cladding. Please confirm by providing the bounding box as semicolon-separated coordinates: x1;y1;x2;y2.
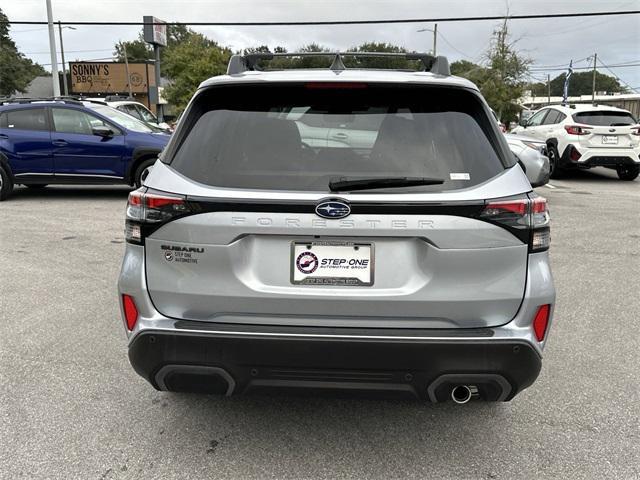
129;325;542;402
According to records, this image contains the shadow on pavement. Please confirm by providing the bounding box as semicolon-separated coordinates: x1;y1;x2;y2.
556;167;629;183
9;185;132;200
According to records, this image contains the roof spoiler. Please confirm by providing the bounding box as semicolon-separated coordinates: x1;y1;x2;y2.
226;51;450;76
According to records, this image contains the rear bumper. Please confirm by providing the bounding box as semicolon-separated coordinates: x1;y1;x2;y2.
561;144;640;168
129;325;542;402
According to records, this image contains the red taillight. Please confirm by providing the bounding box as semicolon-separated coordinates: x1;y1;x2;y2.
564;125;591;135
631;126;640;136
483;199;528;215
533;304;551;342
125;188;189;244
480;196;550;252
122;294;138;331
145;193;185;209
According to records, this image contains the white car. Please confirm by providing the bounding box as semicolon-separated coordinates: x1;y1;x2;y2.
87;97;172;132
511;104;640;180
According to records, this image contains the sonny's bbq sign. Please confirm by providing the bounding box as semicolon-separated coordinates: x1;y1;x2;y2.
70;62;155;94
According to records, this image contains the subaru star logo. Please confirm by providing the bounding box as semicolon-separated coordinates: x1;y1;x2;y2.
315;200;351;219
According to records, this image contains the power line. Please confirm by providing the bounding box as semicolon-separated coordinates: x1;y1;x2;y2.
530;63;640;72
530;57;591;69
2;10;640;27
24;48;113;55
435;31;474;59
596;57;639;93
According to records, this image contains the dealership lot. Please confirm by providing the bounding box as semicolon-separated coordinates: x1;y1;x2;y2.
1;169;638;479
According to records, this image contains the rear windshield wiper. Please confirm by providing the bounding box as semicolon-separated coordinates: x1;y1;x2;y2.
329;176;444;192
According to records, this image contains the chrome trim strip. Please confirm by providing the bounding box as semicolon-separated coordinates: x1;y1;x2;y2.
14;172;124;179
134;324;533;345
14;173;54;177
55;173;124;179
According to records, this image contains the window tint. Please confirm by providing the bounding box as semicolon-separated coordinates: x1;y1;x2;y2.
556;112;566;123
169;85;508;193
52;108;107;134
134;105;158;123
86;104;154;133
1;108;48;131
573;111;636;126
542;110;560;125
527;110;548;126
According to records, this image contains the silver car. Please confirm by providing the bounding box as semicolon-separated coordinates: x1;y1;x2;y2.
118;52;555;404
505;133;550;187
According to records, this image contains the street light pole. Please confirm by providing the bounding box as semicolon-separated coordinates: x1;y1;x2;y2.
58;22;68;96
433;23;437;56
591;53;597;104
417;24;438;56
45;0;60;97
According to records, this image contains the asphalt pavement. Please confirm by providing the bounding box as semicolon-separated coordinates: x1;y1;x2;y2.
1;169;639;479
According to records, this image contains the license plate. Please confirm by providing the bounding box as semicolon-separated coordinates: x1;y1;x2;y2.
291;242;374;286
602;135;618;145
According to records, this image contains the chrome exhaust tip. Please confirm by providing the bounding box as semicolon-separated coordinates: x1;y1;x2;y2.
451;385;474;404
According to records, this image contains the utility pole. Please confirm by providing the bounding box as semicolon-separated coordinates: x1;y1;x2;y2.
591;53;597;104
58;22;68;96
45;0;60;97
154;46;162;122
547;74;551;105
122;43;133;98
433;23;437;56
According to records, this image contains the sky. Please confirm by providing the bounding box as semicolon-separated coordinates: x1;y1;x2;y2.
2;0;639;91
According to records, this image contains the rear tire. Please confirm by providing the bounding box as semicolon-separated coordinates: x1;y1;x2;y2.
0;165;14;201
616;164;639;181
134;158;157;188
547;146;566;179
25;184;48;189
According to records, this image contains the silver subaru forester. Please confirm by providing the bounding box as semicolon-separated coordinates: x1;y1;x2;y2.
118;52;555;403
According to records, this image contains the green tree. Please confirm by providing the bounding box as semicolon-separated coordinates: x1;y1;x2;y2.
114;38;151;63
527;71;627;98
113;25;199;71
0;8;47;96
162;33;231;111
345;42;418;69
481;19;531;122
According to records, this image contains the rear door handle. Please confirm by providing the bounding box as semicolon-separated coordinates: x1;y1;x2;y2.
0;134;8;139
332;132;348;139
52;139;68;146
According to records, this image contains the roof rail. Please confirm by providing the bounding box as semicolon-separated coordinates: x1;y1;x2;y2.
0;96;85;105
0;96;110;106
227;51;450;76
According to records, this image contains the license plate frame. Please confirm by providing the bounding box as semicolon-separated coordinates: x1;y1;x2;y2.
290;241;374;286
602;135;618;145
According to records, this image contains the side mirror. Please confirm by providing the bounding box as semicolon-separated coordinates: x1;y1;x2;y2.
92;125;114;138
515;153;550;188
519;118;529;127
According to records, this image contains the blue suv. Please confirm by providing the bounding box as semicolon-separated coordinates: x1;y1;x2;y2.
0;98;170;201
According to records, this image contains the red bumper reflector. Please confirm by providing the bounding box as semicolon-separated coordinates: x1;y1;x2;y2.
569;147;582;162
533;304;551;342
122;294;139;331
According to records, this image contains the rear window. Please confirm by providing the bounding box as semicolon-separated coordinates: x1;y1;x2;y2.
0;108;48;131
169;84;509;193
573;111;636;126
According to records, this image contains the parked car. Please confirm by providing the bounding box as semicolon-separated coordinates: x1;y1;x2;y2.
505;133;550;187
291;108;549;187
98;96;172;132
0;98;170;200
511;104;640;180
119;52;555;403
